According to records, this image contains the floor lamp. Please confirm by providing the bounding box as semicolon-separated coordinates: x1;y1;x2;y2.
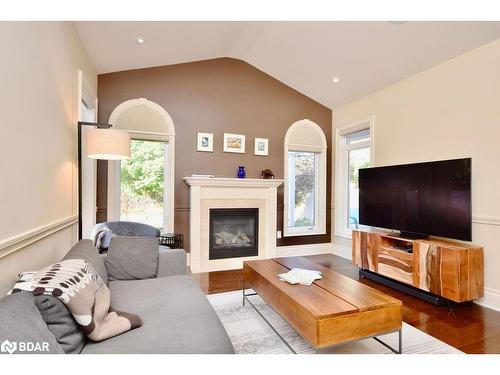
78;121;130;240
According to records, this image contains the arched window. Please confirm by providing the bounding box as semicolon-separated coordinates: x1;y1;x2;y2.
107;98;175;233
284;119;327;237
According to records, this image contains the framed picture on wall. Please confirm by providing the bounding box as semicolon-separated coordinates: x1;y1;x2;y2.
197;132;214;152
223;133;246;153
254;137;269;156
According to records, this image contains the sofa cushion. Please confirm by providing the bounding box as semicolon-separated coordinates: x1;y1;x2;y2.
63;239;108;285
156;247;187;277
34;295;86;354
0;293;64;354
81;275;234;354
105;237;159;281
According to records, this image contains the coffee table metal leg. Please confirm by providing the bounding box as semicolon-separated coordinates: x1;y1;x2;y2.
372;329;402;354
399;329;402;353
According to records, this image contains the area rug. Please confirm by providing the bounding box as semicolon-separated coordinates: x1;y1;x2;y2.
207;290;462;354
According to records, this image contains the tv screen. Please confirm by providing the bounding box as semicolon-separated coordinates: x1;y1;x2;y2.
359;158;471;241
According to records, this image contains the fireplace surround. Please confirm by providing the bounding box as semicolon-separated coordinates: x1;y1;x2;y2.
184;177;284;272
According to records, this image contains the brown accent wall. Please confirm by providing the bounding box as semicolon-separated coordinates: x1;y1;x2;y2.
97;58;332;251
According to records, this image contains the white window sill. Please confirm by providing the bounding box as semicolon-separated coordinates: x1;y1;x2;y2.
284;228;326;237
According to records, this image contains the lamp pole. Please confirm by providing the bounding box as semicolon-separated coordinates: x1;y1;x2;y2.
77;121;112;240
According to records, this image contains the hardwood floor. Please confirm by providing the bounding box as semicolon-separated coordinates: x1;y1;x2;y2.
189;253;500;354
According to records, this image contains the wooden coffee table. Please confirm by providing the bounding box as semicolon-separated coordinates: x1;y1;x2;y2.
242;257;403;353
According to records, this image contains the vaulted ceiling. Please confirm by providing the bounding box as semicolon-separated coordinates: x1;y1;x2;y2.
75;21;500;108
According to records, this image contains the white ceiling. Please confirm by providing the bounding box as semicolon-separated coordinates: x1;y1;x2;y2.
75;21;500;108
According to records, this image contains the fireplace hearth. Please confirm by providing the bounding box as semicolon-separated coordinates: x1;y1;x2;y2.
209;208;259;260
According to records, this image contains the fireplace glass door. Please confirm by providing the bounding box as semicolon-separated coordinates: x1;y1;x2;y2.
209;208;259;260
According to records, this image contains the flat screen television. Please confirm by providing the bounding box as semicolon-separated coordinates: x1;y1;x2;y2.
358;158;471;241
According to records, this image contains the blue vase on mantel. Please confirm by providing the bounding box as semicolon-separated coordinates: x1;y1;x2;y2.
237;166;246;179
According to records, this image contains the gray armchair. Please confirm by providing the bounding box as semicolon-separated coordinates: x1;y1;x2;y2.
90;221;161;253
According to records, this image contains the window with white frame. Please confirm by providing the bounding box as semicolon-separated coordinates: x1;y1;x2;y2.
284;120;327;237
106;99;176;234
335;118;373;238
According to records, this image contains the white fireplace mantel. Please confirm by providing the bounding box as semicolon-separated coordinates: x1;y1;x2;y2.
184;177;284;272
184;177;284;188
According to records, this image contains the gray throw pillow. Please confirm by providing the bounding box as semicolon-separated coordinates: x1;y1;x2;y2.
63;239;108;285
105;237;159;281
0;293;64;354
34;295;86;354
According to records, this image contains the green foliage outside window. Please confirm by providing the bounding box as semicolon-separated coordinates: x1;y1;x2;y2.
293;152;315;205
294;217;313;227
120;140;165;203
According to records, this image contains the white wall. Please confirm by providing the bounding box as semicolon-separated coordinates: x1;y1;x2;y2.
332;38;500;310
0;22;97;295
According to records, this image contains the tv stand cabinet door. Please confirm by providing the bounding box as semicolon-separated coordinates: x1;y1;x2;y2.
352;231;378;272
414;242;484;302
413;242;442;294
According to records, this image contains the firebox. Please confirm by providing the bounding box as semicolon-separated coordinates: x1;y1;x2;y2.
209;208;259;260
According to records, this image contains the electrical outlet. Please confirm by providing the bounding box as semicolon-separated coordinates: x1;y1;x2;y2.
276;230;282;239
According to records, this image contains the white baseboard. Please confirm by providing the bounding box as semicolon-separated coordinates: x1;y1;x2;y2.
475;288;500;312
331;243;352;260
276;242;333;257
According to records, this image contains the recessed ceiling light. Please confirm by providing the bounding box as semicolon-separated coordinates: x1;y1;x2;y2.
332;77;340;83
137;37;145;44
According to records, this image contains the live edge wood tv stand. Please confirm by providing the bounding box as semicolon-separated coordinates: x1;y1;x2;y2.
352;229;484;305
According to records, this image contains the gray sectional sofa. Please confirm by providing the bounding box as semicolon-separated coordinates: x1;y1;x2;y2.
0;239;235;354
